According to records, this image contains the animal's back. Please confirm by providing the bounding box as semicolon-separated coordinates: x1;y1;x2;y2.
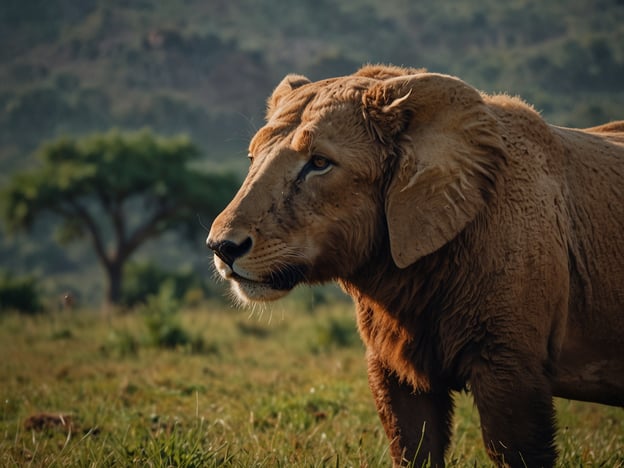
552;123;624;405
556;124;624;326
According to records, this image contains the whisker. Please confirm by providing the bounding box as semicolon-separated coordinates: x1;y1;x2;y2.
197;213;212;232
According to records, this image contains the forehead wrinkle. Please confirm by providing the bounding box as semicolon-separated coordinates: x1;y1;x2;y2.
250;88;317;156
305;81;368;115
250;78;371;157
271;87;317;126
291;126;315;154
249;123;291;155
274;77;369;127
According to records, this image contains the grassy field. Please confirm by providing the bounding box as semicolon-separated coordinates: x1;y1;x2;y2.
1;296;622;467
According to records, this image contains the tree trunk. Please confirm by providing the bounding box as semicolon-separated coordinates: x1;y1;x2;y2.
106;260;124;306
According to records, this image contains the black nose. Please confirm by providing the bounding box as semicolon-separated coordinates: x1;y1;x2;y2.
208;237;252;267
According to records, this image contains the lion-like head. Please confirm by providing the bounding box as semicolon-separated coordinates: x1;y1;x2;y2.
207;65;506;303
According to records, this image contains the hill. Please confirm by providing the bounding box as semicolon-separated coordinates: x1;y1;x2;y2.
2;0;623;170
1;0;623;303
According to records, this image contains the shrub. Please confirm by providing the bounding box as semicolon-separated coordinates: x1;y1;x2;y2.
0;270;42;314
102;329;140;358
311;314;359;352
141;282;205;352
122;262;207;307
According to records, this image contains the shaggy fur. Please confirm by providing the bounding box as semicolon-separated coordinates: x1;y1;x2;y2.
207;65;624;467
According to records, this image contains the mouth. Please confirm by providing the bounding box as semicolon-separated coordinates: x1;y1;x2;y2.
232;265;306;291
214;258;307;303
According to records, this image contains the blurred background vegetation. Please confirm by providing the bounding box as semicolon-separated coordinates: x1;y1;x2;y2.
1;0;623;311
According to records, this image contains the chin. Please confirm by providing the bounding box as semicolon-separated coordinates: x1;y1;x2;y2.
230;278;292;304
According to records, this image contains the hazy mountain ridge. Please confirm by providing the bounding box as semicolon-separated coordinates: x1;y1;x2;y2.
1;0;623;174
1;0;623;303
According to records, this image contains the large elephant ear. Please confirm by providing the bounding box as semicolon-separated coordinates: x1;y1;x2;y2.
362;73;507;268
266;74;311;120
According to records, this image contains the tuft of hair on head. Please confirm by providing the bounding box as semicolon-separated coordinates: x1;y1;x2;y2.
355;64;427;81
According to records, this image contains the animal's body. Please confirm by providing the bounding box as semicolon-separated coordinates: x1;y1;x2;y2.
207;65;624;467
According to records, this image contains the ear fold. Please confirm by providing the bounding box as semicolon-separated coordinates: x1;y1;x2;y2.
362;74;507;268
266;74;311;120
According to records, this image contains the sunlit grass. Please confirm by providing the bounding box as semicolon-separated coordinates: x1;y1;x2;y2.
0;300;622;466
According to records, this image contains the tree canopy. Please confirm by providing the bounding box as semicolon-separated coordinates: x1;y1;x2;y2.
1;130;239;305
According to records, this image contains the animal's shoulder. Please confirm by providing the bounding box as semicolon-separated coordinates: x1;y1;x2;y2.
585;121;624;134
482;93;545;126
584;121;624;145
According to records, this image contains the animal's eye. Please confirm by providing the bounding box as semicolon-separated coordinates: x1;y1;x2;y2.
297;154;333;181
247;153;254;165
310;155;331;171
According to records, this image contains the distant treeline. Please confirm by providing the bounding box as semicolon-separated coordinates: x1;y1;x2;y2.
1;0;623;304
1;0;623;173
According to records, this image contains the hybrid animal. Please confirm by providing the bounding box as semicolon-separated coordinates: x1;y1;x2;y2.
207;65;624;467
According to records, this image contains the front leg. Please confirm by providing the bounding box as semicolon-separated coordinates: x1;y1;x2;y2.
470;355;557;467
367;352;454;467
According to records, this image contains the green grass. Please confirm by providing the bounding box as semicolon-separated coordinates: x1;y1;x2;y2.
0;300;622;467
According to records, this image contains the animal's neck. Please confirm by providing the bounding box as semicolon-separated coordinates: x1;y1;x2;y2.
340;243;449;316
339;236;480;390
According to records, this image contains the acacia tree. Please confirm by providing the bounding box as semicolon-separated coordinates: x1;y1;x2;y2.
1;130;239;306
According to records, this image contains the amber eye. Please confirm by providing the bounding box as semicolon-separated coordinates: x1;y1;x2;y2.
298;154;333;181
310;155;331;170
